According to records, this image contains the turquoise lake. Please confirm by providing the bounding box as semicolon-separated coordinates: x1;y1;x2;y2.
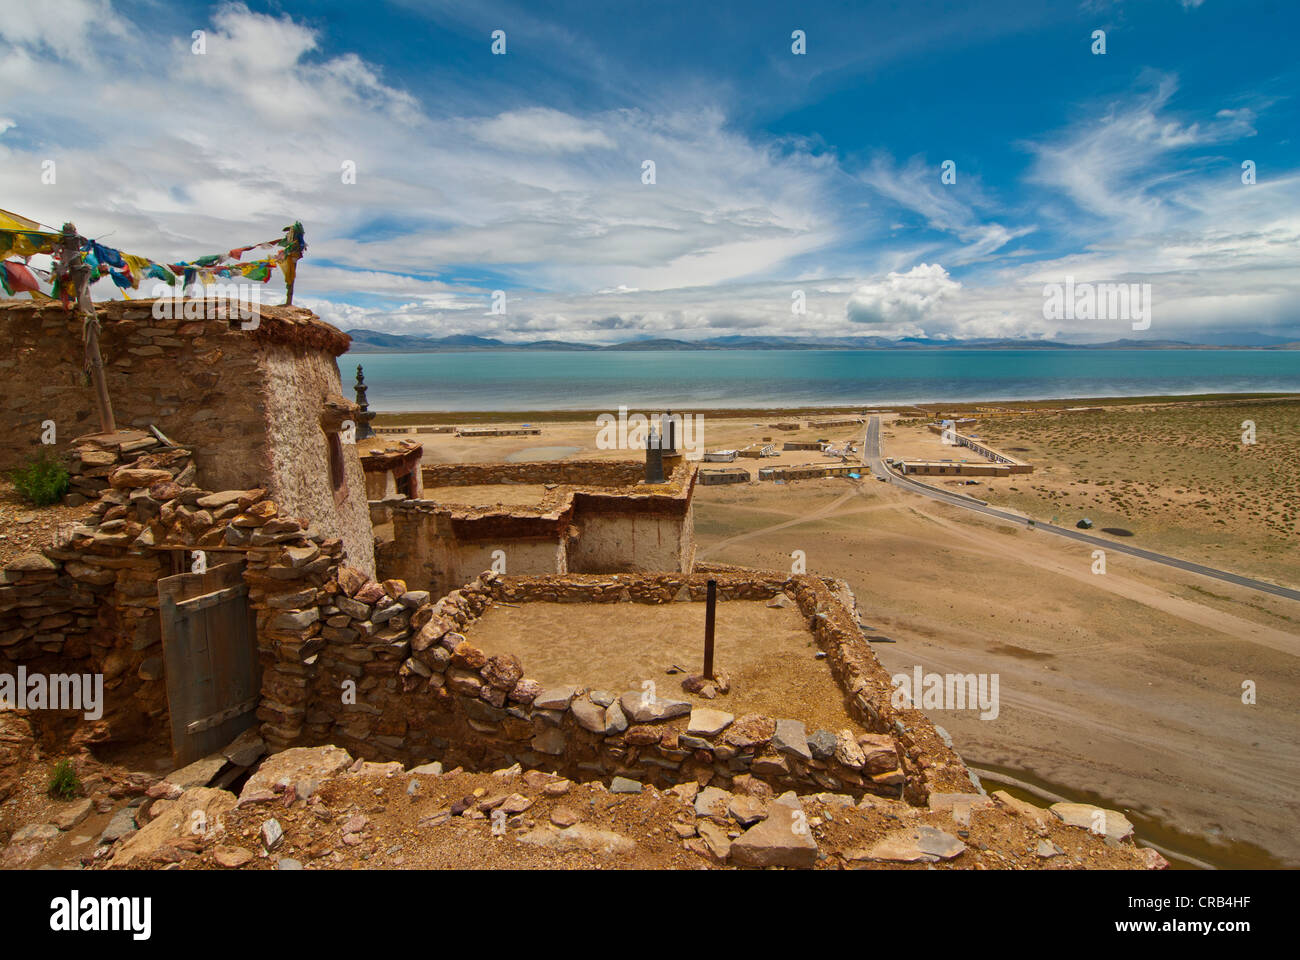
344;349;1300;411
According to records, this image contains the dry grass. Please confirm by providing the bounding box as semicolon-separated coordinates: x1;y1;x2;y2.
957;399;1300;583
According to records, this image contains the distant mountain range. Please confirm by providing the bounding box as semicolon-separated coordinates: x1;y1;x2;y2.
344;329;1300;353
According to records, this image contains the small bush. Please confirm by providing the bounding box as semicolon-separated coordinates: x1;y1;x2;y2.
48;759;80;800
9;452;69;507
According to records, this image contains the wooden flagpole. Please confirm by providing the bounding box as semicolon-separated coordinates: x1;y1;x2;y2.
56;223;116;435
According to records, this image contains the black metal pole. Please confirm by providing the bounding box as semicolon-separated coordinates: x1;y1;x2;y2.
703;579;717;680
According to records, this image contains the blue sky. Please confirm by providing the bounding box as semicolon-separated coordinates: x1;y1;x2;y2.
2;0;1298;342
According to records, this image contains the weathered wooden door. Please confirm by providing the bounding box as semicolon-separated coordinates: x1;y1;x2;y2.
158;559;261;768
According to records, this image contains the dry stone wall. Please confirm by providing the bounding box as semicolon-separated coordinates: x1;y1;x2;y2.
274;567;975;805
422;460;645;488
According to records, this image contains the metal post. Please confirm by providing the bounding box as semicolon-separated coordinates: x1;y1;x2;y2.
703;578;717;680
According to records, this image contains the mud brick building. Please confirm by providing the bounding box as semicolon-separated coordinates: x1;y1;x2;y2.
0;299;374;575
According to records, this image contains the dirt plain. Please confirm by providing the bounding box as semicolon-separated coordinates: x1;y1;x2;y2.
465;600;858;732
377;398;1300;869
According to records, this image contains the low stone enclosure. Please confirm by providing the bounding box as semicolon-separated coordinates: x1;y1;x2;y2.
372;459;697;596
294;568;977;805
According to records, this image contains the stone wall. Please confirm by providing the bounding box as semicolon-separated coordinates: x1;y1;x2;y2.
0;299;374;577
422;460;645;488
0;427;352;752
253;564;976;805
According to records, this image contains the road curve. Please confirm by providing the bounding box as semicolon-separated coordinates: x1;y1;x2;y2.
862;416;1300;603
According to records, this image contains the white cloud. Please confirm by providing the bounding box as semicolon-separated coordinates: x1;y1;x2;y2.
472;108;616;153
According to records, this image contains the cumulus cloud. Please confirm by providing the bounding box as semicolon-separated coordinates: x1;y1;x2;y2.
847;264;962;336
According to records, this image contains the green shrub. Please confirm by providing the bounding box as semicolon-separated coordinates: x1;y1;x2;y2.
9;452;69;506
48;759;80;800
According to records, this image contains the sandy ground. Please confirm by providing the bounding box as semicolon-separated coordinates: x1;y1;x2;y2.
694;475;1300;869
0;479;95;566
890;399;1300;584
465;600;857;732
372;415;866;480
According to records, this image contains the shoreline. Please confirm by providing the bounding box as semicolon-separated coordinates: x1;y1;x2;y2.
370;392;1300;425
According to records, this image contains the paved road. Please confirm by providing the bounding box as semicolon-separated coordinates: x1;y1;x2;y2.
862;416;1300;602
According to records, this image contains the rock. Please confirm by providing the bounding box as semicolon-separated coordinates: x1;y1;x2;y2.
482;654;524;691
410;762;443;776
852;825;966;864
752;751;790;777
807;729;837;760
399;590;430;608
687;707;733;737
833;730;866;769
276;858;303;870
53;798;94;831
992;790;1049;826
929;792;993;813
337;565;368;597
723;714;776;749
604;700;629;734
217;729;265;768
197;490;253;510
694;786;732;821
1138;847;1170;870
570;698;607;733
543;780;572;797
1036;839;1064;858
610;776;642;794
1050;802;1134;841
730;774;774;800
214;845;254;868
550;807;581;827
500;794;533;814
696;820;731;861
509;678;542;704
531;728;566;755
619;690;692;723
146;781;184;801
517;824;636;857
109;467;173;489
260;818;284;851
99;808;139;845
165;753;227;790
670;782;699;804
730;799;819;868
915;825;966;859
13;822;59;843
772;718;812;761
240;746;353;803
522;770;556;790
856;733;900;772
728;795;768;826
109;787;236;866
5;553;58;572
533;685;578;710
